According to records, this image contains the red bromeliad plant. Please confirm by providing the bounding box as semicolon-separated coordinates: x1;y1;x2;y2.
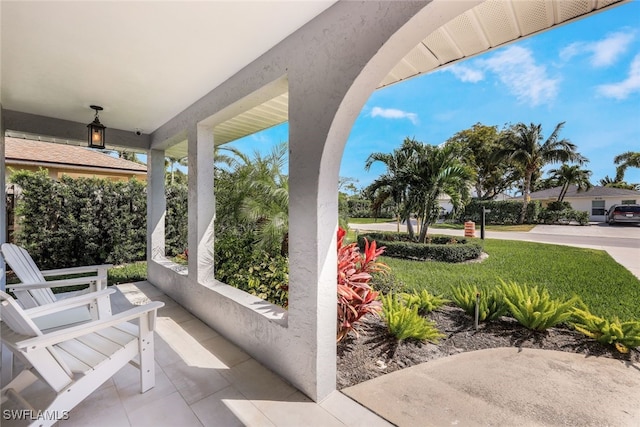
337;227;389;342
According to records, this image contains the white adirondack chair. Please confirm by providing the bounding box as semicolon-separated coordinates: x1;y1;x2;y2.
1;243;113;330
0;288;163;427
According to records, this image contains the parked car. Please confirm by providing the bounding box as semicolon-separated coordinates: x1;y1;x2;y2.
606;204;640;225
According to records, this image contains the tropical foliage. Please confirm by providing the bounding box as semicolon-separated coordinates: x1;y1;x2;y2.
365;138;474;241
571;305;640;353
547;163;592;202
500;280;578;331
400;289;449;315
337;227;389;341
599;175;638;190
451;284;508;322
381;293;444;342
445;123;517;200
494;122;587;223
215;143;289;255
213;143;291;306
364;138;416;233
614;151;640;182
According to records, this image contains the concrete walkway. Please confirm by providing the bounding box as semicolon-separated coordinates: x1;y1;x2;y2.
343;347;640;427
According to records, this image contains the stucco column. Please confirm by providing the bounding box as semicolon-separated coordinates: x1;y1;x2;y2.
0;105;5;291
147;148;166;261
187;125;215;284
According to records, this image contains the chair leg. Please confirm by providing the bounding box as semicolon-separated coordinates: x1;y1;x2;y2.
138;313;156;393
1;369;38;405
1;343;14;387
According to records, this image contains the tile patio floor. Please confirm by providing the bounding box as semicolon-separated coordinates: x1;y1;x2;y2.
1;281;390;427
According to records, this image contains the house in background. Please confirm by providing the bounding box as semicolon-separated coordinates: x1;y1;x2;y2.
529;185;640;222
5;137;147;182
438;191;511;215
5;136;147;242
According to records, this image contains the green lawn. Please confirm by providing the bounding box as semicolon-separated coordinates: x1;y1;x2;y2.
382;239;640;321
108;261;147;285
348;217;394;224
348;218;536;232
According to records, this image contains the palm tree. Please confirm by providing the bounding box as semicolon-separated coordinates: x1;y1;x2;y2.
599;175;638;190
216;143;289;255
547;164;592;202
364;138;417;236
402;142;474;242
166;156;188;185
614;151;640;182
495;122;587;223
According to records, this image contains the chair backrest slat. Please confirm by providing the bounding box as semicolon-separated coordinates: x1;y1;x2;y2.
0;291;75;390
1;243;57;305
0;290;42;337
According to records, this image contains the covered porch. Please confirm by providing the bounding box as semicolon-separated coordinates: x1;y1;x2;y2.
1;0;627;407
1;281;387;426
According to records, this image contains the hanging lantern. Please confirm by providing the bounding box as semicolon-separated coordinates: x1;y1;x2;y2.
87;105;106;149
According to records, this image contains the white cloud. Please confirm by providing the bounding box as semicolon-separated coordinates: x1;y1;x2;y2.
559;42;585;62
370;107;418;124
477;45;559;106
597;53;640;100
559;30;636;67
591;31;635;67
447;64;484;83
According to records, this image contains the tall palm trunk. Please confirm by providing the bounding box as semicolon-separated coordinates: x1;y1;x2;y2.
519;171;533;224
405;213;415;239
558;182;569;202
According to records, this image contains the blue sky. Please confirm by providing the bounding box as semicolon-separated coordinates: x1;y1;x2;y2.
228;2;640;191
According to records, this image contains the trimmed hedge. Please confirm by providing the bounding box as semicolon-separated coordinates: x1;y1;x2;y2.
539;208;589;225
358;232;482;263
463;199;542;224
11;169;188;268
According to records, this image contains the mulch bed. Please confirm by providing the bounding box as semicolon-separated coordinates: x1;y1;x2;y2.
337;305;640;389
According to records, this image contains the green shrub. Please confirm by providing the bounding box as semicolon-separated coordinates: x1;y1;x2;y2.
539;208;589;226
371;271;405;295
501;280;578;331
546;201;572;211
571;306;640;353
215;233;289;307
463;200;542;225
381;293;444;342
358;233;482;263
401;290;449;315
11;170;190;267
13;170;147;268
165;183;188;257
451;284;508;322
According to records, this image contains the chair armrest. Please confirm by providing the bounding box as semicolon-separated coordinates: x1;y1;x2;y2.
7;275;107;291
40;264;113;277
17;301;165;352
23;288;116;319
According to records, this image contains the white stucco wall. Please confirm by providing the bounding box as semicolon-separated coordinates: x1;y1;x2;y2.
146;0;482;401
564;197;639;222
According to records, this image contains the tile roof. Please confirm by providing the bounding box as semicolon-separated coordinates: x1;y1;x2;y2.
5;137;147;173
529;185;640;199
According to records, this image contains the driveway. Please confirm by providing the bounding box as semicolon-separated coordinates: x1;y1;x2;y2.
349;221;640;279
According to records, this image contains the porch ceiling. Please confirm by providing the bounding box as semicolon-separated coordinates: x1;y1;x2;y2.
0;1;336;135
1;0;626;153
